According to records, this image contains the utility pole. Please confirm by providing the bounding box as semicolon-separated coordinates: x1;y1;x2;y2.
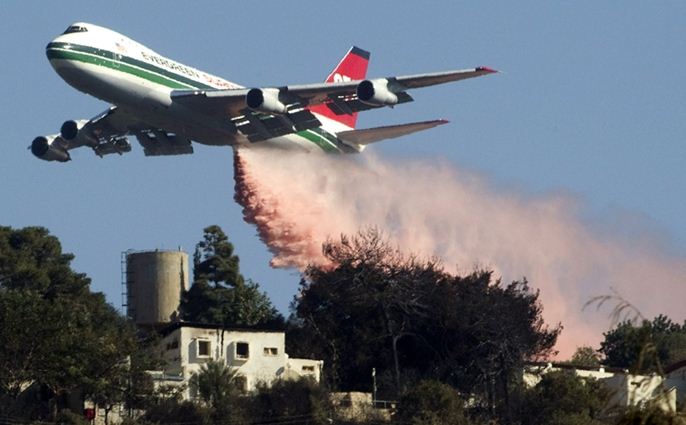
372;368;377;407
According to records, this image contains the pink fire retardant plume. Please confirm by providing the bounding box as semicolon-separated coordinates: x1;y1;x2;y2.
233;147;686;358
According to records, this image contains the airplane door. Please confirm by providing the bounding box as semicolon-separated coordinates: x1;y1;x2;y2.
113;39;125;68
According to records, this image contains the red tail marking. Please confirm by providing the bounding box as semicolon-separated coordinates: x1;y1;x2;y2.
308;46;370;129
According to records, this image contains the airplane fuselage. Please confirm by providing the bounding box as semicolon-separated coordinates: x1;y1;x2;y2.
46;23;349;152
34;22;494;162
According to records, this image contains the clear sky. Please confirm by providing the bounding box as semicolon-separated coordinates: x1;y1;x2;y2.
2;2;685;339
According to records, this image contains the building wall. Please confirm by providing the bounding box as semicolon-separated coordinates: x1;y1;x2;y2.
523;363;678;412
286;357;324;383
157;325;322;398
604;374;676;412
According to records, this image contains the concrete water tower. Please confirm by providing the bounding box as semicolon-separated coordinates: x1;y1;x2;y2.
126;250;189;326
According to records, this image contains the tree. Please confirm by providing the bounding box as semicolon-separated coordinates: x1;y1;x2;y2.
394;380;471;425
289;228;560;412
515;371;609;425
189;360;239;408
0;226;90;296
251;379;331;425
600;315;686;372
193;225;243;287
182;279;283;328
187;360;252;425
87;335;161;425
418;274;560;421
181;226;283;328
0;289;47;398
143;399;212;425
0;226;139;420
569;346;602;368
144;377;329;425
290;229;442;392
182;280;233;324
615;406;681;425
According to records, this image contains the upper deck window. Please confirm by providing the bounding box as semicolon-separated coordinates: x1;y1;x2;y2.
63;25;88;35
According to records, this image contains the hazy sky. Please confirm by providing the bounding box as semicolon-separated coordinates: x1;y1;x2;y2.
2;2;685;341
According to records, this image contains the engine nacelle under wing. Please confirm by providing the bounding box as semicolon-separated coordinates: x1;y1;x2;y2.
356;78;399;107
60;119;87;140
30;135;70;162
60;119;99;148
246;88;288;115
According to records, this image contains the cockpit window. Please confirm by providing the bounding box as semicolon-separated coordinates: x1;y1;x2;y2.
63;25;88;34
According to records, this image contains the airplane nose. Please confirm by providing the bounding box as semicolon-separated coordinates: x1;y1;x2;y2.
45;42;55;62
45;39;63;62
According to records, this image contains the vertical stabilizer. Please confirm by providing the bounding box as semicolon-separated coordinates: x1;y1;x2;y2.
308;46;370;129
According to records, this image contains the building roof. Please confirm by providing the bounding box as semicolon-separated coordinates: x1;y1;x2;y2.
525;361;628;374
158;321;285;337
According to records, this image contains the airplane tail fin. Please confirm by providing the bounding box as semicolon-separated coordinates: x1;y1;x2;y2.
308;46;370;129
337;119;449;152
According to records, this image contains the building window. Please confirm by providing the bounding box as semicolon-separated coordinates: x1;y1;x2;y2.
166;339;179;350
197;340;211;357
236;342;249;359
263;347;278;356
302;365;315;373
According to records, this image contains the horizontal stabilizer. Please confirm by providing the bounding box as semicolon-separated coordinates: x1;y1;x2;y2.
336;119;449;147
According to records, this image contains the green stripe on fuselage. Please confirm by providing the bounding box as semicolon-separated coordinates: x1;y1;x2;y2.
296;130;340;153
47;48;195;89
47;42;213;90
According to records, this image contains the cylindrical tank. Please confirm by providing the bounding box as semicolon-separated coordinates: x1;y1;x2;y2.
126;250;189;326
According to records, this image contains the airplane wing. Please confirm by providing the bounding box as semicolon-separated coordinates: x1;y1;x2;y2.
170;67;496;121
32;106;193;161
336;119;449;147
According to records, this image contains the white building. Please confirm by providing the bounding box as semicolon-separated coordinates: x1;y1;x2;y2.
152;322;323;398
523;362;681;413
522;362;618;388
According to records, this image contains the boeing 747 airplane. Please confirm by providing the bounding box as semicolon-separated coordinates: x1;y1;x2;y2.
32;22;496;162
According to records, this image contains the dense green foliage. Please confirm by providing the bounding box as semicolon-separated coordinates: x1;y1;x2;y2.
288;229;560;410
189;360;239;408
144;375;330;425
193;224;244;287
0;226;143;420
515;371;609;425
569;345;603;368
614;407;682;425
180;225;283;328
395;380;471;425
252;379;332;425
600;315;686;372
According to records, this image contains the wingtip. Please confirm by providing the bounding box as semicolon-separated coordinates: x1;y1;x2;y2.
477;66;498;74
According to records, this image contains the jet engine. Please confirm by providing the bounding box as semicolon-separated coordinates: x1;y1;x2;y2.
60;119;88;140
60;119;99;147
30;135;70;162
246;88;288;115
356;79;399;106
